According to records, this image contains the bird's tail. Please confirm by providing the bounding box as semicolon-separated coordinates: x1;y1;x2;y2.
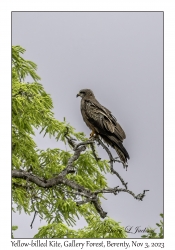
107;135;129;162
114;145;129;167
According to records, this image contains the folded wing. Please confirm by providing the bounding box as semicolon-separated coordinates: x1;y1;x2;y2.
83;99;130;163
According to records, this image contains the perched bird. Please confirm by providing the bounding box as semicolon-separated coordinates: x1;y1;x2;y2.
76;89;130;166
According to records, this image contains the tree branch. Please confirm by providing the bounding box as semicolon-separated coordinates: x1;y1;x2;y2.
12;137;148;219
94;137;128;189
90;142;101;162
94;186;149;201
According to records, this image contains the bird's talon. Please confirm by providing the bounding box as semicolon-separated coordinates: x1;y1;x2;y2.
89;131;96;139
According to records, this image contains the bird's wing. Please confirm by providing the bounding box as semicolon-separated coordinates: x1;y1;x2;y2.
84;100;126;141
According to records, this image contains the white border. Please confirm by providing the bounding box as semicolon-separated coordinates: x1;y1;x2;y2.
1;0;174;248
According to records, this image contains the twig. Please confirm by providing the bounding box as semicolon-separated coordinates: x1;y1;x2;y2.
111;168;128;189
30;197;38;229
95;136;115;168
90;142;101;161
64;127;77;148
30;211;37;229
94;137;128;189
94;187;149;201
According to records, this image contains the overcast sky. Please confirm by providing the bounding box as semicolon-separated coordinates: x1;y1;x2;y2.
12;11;163;238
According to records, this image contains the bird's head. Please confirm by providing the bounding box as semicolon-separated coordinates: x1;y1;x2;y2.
76;89;95;99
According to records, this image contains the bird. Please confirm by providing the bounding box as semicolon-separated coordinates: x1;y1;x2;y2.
76;89;130;166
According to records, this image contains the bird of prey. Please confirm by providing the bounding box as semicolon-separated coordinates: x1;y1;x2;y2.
76;89;130;166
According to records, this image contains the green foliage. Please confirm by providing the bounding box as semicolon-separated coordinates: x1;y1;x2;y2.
141;214;164;238
34;216;127;238
12;226;18;238
12;46;41;82
12;46;127;238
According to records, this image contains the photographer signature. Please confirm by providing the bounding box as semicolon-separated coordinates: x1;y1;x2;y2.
125;226;147;234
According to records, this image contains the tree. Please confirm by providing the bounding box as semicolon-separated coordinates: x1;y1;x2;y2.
12;46;148;238
141;214;164;239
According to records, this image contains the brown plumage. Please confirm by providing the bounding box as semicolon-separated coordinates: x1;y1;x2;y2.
76;89;130;165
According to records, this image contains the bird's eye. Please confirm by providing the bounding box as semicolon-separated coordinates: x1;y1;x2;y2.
80;91;85;94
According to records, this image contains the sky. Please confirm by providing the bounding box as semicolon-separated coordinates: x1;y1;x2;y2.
12;11;163;239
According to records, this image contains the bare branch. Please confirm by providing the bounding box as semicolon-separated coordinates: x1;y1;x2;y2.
73;140;95;151
94;186;149;201
65;136;77;149
111;168;128;190
30;211;37;229
95;136;115;166
90;142;101;161
30;196;40;229
64;127;77;148
94;137;128;189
